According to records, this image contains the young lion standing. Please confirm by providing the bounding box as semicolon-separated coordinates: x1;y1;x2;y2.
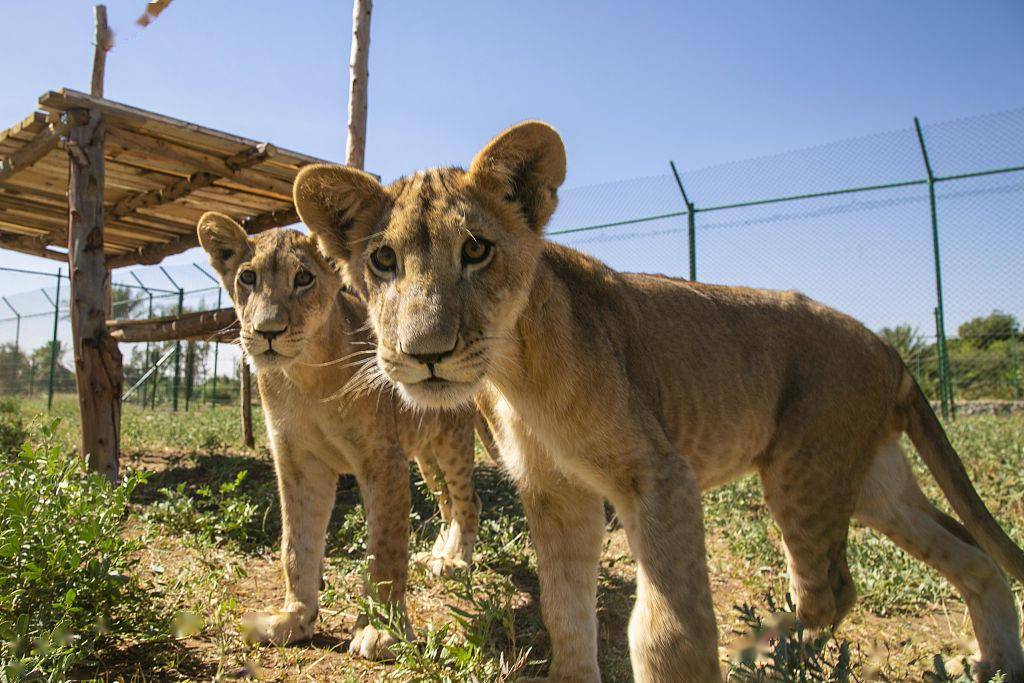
197;215;481;659
293;123;1024;682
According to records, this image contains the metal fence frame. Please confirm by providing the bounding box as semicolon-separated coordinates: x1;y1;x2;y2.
550;116;1024;419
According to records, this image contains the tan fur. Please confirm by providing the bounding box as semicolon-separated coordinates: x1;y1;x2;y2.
196;215;480;659
295;123;1024;682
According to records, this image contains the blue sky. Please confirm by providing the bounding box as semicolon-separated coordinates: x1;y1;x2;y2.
0;1;1022;348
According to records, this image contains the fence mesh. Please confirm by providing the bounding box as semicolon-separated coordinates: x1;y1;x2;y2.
548;109;1024;413
0;262;243;412
0;108;1021;415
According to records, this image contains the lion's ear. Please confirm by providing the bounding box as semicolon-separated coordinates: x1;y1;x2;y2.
196;212;250;278
293;164;386;262
469;121;566;233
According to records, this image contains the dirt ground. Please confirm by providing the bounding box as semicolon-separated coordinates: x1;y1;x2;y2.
94;440;998;682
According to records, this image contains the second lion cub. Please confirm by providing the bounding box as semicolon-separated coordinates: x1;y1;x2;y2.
197;213;481;659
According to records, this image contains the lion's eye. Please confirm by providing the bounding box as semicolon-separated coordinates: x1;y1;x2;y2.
369;246;397;275
239;269;256;286
294;269;314;288
461;238;493;266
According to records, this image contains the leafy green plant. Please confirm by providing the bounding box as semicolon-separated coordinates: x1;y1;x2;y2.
142;470;273;551
0;419;159;679
726;593;852;682
374;572;532;682
0;398;26;456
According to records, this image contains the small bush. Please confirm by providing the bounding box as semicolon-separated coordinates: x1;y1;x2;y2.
142;470;274;551
0;399;27;456
0;419;159;679
726;593;853;682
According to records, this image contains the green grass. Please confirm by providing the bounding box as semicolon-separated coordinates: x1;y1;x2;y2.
1;395;1022;680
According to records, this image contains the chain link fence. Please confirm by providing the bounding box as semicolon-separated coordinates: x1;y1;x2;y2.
547;108;1024;417
0;108;1021;417
0;262;243;412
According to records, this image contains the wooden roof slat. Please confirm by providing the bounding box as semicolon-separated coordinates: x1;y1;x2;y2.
105;128;294;198
107;205;298;269
0;112;48;147
0;89;337;265
0;115;73;183
39;89;323;167
107;142;277;221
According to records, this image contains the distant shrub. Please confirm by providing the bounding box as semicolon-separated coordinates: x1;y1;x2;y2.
0;419;159;679
0;398;26;456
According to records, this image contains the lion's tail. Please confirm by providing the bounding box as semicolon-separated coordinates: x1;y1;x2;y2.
904;378;1024;582
473;413;502;465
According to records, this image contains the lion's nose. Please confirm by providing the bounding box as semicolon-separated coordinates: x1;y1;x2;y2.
407;349;453;365
255;326;287;342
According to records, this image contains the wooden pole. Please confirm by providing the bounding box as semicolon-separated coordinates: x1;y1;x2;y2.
67;107;122;483
240;357;254;448
345;0;372;170
91;5;112;98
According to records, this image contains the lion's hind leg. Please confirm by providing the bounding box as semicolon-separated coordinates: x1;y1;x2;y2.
412;418;480;576
855;440;1024;682
760;445;860;632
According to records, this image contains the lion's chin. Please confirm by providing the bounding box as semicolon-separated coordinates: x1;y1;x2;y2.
396;377;480;411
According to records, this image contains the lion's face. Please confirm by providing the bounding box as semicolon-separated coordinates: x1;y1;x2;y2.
294;122;566;409
196;216;341;371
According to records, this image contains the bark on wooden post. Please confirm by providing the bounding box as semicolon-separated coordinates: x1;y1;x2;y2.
240;357;254;448
67;107;122;482
345;0;372;169
91;5;112;98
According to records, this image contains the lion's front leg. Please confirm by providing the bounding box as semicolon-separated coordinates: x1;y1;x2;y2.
244;444;337;646
610;444;720;682
519;472;605;683
349;443;413;660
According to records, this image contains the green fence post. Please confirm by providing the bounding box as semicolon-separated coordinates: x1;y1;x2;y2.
934;307;950;417
1012;332;1020;400
915;118;952;419
171;288;183;411
47;269;61;411
193;264;222;408
669;161;697;281
159;266;184;412
212;288;221;407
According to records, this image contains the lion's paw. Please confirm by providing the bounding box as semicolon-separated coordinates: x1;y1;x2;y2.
241;608;315;646
348;622;402;660
414;550;470;577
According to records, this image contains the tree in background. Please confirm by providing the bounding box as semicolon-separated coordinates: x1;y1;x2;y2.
958;310;1019;349
878;324;926;363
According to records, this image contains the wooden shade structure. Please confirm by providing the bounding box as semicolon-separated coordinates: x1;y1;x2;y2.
0;88;337;479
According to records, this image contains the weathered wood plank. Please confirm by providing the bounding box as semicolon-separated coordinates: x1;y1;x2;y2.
240;357;254;448
67;108;121;483
0;230;64;260
108;307;238;343
39;89;325;168
0;116;72;183
106;205;298;268
106;142;277;221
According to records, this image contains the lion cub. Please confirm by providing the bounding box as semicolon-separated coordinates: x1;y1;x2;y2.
197;214;481;660
293;123;1024;682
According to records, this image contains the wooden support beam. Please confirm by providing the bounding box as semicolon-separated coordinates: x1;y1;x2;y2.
67;107;122;483
346;0;372;169
0;231;65;261
0;115;75;183
240;357;254;448
105;142;277;221
108;307;237;343
106;205;298;268
91;5;111;98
